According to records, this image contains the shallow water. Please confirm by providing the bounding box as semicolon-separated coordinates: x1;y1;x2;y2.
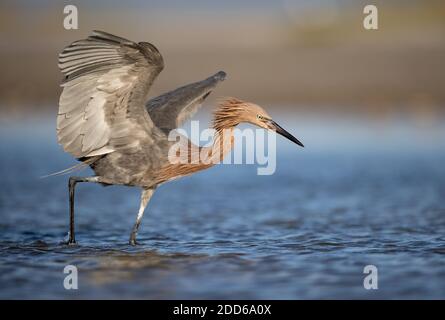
0;114;444;299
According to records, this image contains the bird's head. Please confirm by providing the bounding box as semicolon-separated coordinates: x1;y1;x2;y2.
214;98;304;147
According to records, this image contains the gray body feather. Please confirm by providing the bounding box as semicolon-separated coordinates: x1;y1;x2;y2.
57;31;226;188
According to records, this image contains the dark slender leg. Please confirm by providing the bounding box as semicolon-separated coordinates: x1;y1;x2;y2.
129;188;155;246
67;176;99;245
68;177;76;244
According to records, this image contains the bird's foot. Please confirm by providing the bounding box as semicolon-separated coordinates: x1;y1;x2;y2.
129;234;139;246
129;238;139;246
62;232;77;246
64;239;77;246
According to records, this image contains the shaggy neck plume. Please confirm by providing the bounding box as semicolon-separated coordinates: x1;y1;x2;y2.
207;98;246;163
156;98;245;184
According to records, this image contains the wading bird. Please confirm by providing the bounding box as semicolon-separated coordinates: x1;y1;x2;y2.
57;31;304;245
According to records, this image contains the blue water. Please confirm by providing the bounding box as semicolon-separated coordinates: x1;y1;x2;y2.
0;113;444;299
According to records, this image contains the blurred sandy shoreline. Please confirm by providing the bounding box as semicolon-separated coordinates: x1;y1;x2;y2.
0;1;444;116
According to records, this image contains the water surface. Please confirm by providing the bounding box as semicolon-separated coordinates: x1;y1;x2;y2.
0;114;444;299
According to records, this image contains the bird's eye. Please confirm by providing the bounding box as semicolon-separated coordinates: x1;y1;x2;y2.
257;114;263;120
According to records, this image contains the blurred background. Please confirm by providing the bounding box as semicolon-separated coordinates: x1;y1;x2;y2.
1;0;444;117
0;0;444;299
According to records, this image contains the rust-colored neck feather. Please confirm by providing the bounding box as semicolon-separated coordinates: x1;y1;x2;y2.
155;98;246;185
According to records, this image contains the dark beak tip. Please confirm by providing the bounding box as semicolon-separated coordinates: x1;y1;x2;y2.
294;140;304;148
272;120;304;148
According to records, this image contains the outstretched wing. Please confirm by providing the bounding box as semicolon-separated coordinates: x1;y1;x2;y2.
146;71;226;132
57;30;164;158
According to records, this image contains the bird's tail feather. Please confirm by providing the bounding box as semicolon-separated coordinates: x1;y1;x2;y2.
41;156;99;178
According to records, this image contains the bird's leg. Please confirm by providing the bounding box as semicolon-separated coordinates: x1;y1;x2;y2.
68;176;100;245
129;188;155;246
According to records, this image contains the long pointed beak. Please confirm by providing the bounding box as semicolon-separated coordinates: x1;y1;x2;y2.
269;120;304;147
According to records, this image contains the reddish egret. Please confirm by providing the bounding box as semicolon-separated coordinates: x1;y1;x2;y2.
57;31;303;245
